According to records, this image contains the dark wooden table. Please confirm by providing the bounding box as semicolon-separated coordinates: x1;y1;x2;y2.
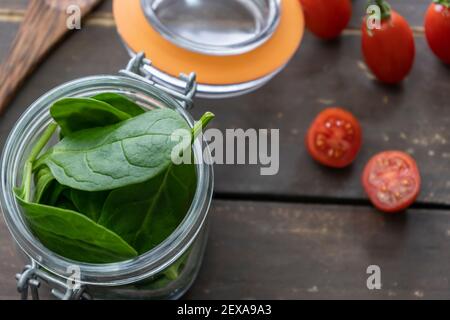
1;0;449;299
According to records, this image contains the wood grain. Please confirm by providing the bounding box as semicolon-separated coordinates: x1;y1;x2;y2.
192;33;450;206
0;0;102;115
186;201;450;299
0;1;448;300
1;200;450;299
0;0;112;14
0;21;449;205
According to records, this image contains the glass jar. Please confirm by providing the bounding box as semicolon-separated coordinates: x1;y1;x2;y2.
0;58;214;300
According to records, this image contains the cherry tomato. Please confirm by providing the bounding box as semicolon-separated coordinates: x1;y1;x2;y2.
362;9;415;84
306;108;362;168
362;151;421;213
300;0;352;40
425;2;450;64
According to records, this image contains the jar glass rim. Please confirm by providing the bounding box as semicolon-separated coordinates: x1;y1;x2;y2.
140;0;281;56
0;75;213;286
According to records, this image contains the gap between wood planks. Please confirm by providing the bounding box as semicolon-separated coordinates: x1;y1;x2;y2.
0;8;425;35
214;192;450;211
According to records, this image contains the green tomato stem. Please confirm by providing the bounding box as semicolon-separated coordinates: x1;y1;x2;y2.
22;123;57;202
374;0;391;20
434;0;450;8
192;112;215;142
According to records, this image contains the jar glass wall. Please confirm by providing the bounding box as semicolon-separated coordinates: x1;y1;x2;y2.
0;75;213;299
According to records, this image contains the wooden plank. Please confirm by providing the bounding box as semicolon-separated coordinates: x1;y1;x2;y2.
0;12;449;205
0;22;18;59
0;210;23;300
0;0;112;12
0;1;427;28
0;0;29;10
187;201;450;299
348;0;428;29
0;0;105;114
193;32;450;205
1;200;450;299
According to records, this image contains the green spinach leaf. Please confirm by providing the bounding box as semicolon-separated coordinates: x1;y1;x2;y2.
50;98;132;136
91;93;145;117
34;166;54;203
55;197;78;212
47;182;69;206
70;189;110;222
16;195;138;263
164;251;189;280
98;161;196;254
44;109;192;191
15;123;138;263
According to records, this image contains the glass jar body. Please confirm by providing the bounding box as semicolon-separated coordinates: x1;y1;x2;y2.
0;76;213;299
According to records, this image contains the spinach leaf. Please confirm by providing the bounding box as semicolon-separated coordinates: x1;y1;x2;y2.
44;108;192;192
15;123;138;263
70;189;109;222
91;93;145;117
34;166;54;203
47;182;69;206
50;98;132;136
134;251;190;290
18;123;59;202
15;195;138;263
55;197;78;212
164;251;189;280
98;162;196;254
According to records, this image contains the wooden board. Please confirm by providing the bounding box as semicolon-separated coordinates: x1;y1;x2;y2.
187;201;450;300
0;0;449;300
0;0;427;28
0;0;112;12
348;0;428;29
1;200;450;299
193;32;450;206
0;5;449;205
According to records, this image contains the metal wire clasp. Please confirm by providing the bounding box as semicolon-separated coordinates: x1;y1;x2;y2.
16;260;91;300
119;52;197;110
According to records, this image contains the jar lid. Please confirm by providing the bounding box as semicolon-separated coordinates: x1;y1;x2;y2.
140;0;281;56
113;0;304;86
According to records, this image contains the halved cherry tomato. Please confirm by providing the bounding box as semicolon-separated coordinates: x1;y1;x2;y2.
362;151;421;213
425;1;450;64
300;0;352;40
362;4;415;84
306;108;362;168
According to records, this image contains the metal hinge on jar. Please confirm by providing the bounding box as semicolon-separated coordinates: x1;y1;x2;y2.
119;52;197;110
16;260;91;300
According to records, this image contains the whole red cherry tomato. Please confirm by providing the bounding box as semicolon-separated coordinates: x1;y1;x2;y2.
300;0;352;40
306;108;362;168
425;1;450;64
362;151;421;213
362;1;415;84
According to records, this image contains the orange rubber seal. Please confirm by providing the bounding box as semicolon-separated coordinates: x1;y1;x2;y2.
113;0;304;85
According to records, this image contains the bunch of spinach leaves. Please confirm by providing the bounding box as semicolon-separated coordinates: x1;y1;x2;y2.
15;93;214;273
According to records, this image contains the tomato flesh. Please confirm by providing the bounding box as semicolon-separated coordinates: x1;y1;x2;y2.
362;151;421;213
306;108;362;168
